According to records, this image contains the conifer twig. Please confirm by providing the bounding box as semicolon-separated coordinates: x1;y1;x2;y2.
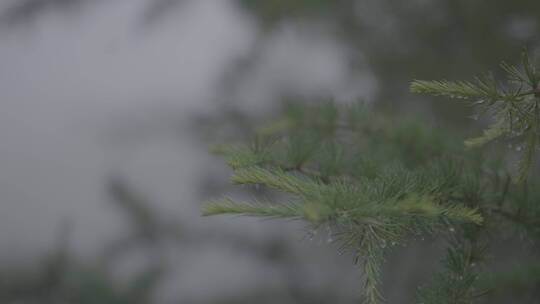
517;88;540;97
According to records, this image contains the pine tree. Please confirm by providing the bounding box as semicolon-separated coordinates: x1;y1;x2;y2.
202;51;540;303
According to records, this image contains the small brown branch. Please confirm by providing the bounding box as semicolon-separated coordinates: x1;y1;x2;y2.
518;88;540;97
279;164;358;184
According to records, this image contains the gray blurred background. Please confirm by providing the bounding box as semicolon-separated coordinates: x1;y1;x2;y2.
0;1;539;303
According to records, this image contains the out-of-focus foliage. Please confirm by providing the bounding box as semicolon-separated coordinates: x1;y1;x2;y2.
0;236;162;304
0;0;187;28
0;175;350;304
0;0;91;26
236;0;540;123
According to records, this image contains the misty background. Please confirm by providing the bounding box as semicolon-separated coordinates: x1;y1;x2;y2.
0;0;539;303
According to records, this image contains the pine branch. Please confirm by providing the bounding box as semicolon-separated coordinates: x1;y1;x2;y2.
411;50;540;182
202;90;540;303
202;197;302;218
231;167;319;195
463;122;505;149
416;234;486;304
203;160;484;304
208;143;262;169
410;76;515;102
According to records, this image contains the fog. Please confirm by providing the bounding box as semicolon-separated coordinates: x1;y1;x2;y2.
6;1;537;302
0;0;365;302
